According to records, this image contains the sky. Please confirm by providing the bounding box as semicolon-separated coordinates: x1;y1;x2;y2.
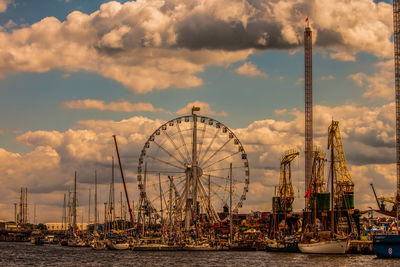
0;0;397;223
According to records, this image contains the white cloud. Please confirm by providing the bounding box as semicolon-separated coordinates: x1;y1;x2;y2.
0;102;396;221
176;101;228;117
0;0;394;93
0;0;13;13
274;108;287;115
234;61;268;78
62;99;168;113
320;75;335;81
296;77;304;85
348;59;394;100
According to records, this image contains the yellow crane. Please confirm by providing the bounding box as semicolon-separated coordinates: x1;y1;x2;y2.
279;149;300;212
311;148;326;194
327;120;354;209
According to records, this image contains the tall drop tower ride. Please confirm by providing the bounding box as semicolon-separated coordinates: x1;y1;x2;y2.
304;19;313;206
394;1;400;203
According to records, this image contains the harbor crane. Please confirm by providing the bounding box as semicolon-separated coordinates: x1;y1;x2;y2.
328;120;354;209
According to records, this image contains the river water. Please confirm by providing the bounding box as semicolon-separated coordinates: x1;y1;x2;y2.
1;242;400;266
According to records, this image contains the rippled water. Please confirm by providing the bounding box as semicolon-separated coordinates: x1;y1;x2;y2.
1;242;400;266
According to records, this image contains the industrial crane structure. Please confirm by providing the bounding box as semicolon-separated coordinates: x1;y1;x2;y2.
270;148;300;238
328;120;354;209
310;149;326;195
279;149;300;213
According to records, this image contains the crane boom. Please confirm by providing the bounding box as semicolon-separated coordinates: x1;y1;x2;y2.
370;183;382;210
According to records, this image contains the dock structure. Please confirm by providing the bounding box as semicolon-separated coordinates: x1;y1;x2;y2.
348;240;373;254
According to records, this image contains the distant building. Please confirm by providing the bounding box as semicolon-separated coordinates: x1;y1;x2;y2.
44;222;88;231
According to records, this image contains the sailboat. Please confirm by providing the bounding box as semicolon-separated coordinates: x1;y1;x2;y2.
299;131;349;254
298;238;348;254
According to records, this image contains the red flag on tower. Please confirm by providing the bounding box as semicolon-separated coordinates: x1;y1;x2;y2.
305;17;309;23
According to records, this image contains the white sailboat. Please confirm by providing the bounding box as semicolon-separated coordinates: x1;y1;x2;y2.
298;238;348;254
299;125;349;254
107;242;130;250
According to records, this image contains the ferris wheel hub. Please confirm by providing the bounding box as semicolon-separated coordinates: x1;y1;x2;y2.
185;165;203;178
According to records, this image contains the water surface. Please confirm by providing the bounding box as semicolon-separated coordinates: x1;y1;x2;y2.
1;242;400;266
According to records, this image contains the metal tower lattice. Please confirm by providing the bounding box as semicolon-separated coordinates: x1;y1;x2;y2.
304;24;313;204
394;0;400;201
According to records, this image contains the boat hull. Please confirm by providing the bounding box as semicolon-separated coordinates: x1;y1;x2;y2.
107;243;130;250
266;241;300;253
299;239;348;254
91;240;107;250
373;234;400;258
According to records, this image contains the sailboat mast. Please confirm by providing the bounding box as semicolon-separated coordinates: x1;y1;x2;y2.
73;171;77;232
113;135;134;227
159;173;163;225
112;156;115;223
63;193;66;232
229;163;233;244
330;127;335;234
88;188;91;224
95;170;98;232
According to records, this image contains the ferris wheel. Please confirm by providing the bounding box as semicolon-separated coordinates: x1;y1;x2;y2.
136;109;249;230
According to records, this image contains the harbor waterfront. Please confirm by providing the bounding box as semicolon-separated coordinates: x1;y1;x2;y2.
2;0;400;265
0;242;398;267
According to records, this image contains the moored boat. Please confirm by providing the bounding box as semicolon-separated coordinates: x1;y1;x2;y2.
106;238;130;250
298;239;348;254
266;239;299;253
373;234;400;258
67;237;87;247
91;239;107;250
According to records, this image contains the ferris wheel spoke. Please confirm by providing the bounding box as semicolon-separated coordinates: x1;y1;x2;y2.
145;170;185;174
170;174;187;181
197;123;207;160
162;129;189;164
200;138;233;168
176;185;187;212
202;151;241;170
202;173;243;184
198;128;219;164
197;178;219;219
174;177;187;191
152;140;186;167
203;166;243;172
176;123;191;162
206;178;229;192
147;155;185;171
145;175;184;188
209;186;226;205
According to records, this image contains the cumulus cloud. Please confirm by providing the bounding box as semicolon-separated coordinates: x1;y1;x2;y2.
0;101;396;221
349;59;394;100
176;101;228;117
296;77;304;85
320;75;335;81
274;108;287;115
234;61;268;78
62;99;168;113
0;0;13;13
0;0;394;93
